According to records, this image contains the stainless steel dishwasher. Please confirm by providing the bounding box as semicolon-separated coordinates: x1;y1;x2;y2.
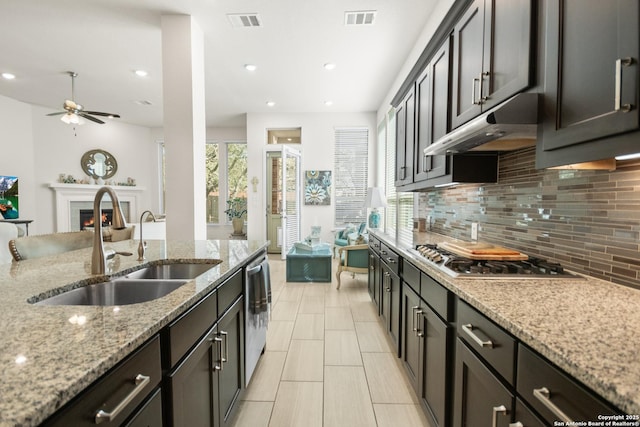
245;254;271;386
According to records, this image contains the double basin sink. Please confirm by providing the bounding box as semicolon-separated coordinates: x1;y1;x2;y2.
35;261;222;306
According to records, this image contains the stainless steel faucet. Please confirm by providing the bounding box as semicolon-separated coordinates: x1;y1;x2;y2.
137;210;157;261
91;187;127;275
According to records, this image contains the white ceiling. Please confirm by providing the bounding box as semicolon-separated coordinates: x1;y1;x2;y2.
0;0;441;128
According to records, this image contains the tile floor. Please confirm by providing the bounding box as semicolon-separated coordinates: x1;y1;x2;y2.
231;254;433;427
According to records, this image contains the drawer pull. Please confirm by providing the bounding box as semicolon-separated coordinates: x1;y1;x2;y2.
492;405;508;427
462;323;493;348
94;374;150;424
386;257;396;264
533;387;573;423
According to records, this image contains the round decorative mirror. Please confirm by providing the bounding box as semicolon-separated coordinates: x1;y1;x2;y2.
81;149;117;180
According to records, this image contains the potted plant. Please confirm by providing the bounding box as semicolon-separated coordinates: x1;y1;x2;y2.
224;197;247;235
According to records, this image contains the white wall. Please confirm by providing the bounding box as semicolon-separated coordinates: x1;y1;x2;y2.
0;94;160;235
246;112;377;245
376;0;455;122
0;95;36;231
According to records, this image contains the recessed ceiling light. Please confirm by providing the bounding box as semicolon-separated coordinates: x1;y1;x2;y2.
324;100;333;106
2;72;16;80
134;70;148;77
244;64;257;71
323;63;336;70
266;101;275;107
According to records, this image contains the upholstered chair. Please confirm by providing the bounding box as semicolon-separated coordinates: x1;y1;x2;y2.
335;243;369;289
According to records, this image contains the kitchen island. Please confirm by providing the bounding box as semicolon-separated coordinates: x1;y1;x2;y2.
0;238;268;427
373;230;640;417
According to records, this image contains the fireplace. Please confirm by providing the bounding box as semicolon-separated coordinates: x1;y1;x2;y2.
79;209;113;230
49;183;144;232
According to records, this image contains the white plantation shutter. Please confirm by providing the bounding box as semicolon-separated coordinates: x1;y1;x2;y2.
334;127;369;225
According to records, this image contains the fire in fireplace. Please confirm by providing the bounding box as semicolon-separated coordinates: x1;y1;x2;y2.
79;209;113;230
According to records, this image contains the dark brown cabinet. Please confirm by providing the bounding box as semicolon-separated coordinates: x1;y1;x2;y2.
42;336;163;427
380;244;401;355
537;0;640;168
453;339;514;427
451;0;532;129
168;296;244;427
164;268;245;427
517;344;621;424
368;248;381;312
395;86;416;187
402;282;452;427
415;39;451;183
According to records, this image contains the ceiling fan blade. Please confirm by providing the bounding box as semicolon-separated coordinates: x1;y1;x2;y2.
79;113;105;124
46;112;66;116
84;111;120;118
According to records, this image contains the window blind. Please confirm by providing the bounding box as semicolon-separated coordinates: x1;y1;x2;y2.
334;127;369;225
385;110;397;236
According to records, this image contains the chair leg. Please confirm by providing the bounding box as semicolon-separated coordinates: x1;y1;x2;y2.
336;269;341;289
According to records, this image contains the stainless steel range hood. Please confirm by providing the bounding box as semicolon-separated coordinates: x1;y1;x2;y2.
424;93;539;156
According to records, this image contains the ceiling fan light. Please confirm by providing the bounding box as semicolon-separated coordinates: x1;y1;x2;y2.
61;113;80;125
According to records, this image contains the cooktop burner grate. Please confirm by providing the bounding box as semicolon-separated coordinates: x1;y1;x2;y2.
411;244;579;279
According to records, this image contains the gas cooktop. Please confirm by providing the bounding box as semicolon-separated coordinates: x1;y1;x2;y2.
409;244;580;279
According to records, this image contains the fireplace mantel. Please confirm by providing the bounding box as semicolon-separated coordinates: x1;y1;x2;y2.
49;183;146;232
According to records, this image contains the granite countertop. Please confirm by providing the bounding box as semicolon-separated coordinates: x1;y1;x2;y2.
372;230;640;415
0;239;268;427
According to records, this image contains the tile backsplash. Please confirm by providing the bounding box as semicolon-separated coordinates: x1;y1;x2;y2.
418;147;640;289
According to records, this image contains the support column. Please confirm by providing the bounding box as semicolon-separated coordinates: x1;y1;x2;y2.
161;15;207;240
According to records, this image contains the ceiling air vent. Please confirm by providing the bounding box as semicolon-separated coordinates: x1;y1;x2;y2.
134;100;153;106
344;10;376;26
227;13;262;28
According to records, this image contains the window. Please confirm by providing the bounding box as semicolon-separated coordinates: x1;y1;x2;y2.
384;110;397;235
205;143;220;222
334;127;369;225
205;142;247;224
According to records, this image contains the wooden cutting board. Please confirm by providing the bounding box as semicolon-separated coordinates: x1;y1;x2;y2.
439;241;528;260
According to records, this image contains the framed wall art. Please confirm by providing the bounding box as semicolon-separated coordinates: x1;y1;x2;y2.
304;170;331;205
0;175;19;219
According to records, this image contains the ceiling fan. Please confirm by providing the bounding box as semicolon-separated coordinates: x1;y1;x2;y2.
47;71;120;125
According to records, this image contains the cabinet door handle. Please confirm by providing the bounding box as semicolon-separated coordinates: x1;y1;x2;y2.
399;166;407;180
220;330;229;365
533;387;573;423
416;309;424;337
480;71;490;103
462;323;493;348
212;336;223;371
94;374;150;424
472;77;480;105
491;405;508;427
422;154;433;173
615;57;634;112
411;306;420;332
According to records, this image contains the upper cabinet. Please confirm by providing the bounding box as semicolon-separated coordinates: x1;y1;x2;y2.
395;86;416;187
537;0;640;168
415;39;451;183
451;0;533;129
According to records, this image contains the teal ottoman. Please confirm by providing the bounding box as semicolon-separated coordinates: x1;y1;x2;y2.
286;245;332;282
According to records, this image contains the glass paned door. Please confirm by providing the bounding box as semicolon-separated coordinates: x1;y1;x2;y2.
265;145;301;259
